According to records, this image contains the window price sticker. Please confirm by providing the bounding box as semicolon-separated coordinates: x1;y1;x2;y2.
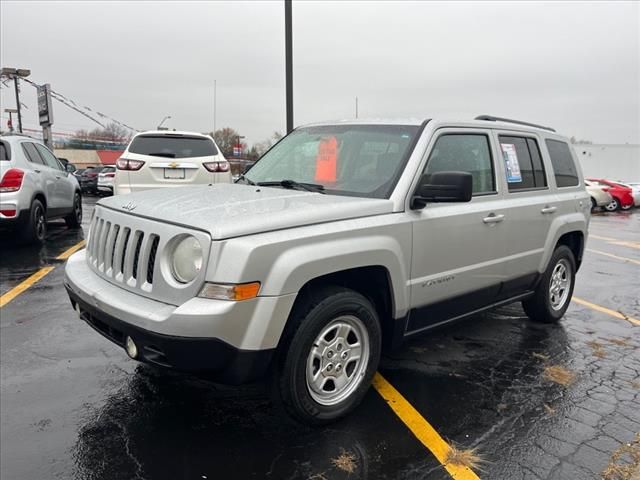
501;143;522;183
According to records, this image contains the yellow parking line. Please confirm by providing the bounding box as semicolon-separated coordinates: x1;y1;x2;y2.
373;372;481;480
57;240;86;260
573;297;640;326
589;234;640;250
0;239;85;308
0;266;55;308
587;248;640;266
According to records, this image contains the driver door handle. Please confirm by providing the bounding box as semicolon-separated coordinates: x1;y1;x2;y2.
483;213;505;224
541;206;557;214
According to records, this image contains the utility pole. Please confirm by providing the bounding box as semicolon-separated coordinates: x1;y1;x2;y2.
355;97;358;119
213;80;217;133
285;0;293;133
2;68;31;133
14;77;23;133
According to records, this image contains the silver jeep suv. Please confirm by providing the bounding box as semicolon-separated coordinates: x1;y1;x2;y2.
64;116;590;424
1;135;83;243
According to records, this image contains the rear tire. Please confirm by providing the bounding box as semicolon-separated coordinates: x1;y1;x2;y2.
21;199;47;244
271;286;381;425
523;245;576;323
621;202;632;211
604;198;620;211
590;197;597;211
65;192;82;228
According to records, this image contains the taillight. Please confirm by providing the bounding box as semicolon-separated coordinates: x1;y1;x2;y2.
203;161;230;173
0;168;25;193
0;209;17;217
601;187;609;192
116;158;145;171
106;173;115;178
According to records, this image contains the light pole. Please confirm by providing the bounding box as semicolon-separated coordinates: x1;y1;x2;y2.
1;67;31;133
213;80;217;133
157;115;171;130
285;0;293;133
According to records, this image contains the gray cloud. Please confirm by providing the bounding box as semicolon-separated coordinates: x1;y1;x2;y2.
1;0;638;145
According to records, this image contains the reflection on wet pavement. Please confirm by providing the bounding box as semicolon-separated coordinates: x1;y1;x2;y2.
0;201;638;480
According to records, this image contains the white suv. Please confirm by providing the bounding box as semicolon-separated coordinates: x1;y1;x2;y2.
65;116;590;424
114;131;230;195
1;135;82;243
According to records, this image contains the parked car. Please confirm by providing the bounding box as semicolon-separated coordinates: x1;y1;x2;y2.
0;134;82;243
97;166;116;195
586;178;634;211
615;181;640;207
65;116;589;424
79;166;102;194
114;130;230;195
584;180;613;210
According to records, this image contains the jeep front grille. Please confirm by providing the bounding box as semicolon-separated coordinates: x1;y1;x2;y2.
87;218;159;290
85;205;211;305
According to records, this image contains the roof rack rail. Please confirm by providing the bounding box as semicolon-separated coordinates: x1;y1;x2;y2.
474;115;556;132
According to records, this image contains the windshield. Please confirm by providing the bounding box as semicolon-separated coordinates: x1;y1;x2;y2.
245;124;420;198
129;135;218;158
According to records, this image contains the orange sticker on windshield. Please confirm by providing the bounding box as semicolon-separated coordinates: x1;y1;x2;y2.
314;136;338;182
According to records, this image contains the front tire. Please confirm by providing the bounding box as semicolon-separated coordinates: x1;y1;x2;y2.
65;192;82;228
621;202;632;211
21;199;47;244
523;245;576;323
272;286;381;425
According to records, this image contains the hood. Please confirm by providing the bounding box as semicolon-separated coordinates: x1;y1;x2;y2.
98;183;394;240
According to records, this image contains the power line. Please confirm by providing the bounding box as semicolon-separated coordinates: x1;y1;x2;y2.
19;77;138;132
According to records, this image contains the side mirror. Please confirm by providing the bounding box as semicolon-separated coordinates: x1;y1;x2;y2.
411;171;473;209
65;163;76;173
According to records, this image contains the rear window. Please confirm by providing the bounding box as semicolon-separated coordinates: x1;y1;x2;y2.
0;141;9;161
546;139;579;187
128;135;218;158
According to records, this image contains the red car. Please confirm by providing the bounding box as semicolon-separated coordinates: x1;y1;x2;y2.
587;178;634;211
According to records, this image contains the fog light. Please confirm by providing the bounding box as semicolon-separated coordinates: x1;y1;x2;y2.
125;336;138;359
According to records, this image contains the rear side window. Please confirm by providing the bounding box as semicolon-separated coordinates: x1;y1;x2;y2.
0;141;9;161
499;136;547;191
35;144;63;170
128;135;218;158
546;139;579;187
22;143;46;165
424;134;495;195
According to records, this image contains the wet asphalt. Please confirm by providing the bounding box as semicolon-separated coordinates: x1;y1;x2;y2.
1;196;638;480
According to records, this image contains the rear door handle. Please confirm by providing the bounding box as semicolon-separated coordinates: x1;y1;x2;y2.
34;169;41;173
483;213;505;224
541;206;557;214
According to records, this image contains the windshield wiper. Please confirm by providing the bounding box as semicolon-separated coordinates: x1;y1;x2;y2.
257;179;325;193
147;152;176;158
235;174;256;185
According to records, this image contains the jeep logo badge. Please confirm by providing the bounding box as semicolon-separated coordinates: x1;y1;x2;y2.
122;201;137;212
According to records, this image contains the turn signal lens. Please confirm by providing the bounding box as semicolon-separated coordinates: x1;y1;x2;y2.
116;158;145;171
198;282;261;301
0;168;25;192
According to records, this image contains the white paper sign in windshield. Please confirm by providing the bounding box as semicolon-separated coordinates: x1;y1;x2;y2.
501;143;522;183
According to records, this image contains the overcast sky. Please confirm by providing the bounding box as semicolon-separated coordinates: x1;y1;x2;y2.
1;1;638;145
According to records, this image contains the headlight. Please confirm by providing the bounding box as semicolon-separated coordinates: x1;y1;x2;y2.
171;235;203;283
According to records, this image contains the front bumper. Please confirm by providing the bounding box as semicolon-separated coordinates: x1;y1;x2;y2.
66;287;273;383
64;250;297;384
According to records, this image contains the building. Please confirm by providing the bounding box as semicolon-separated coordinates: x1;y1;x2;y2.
574;144;640;181
53;149;124;169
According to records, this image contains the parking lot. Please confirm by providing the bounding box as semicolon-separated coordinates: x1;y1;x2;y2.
0;195;638;480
